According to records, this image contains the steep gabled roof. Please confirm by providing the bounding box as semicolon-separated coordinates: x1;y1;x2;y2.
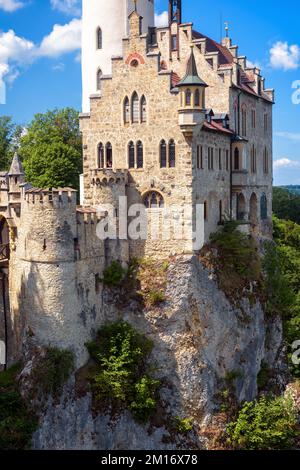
177;46;207;87
8;153;24;176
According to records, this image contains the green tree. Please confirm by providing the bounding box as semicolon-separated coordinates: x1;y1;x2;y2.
19;108;82;190
273;187;300;224
0;116;16;170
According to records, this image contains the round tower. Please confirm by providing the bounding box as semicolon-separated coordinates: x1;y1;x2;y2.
81;0;155;112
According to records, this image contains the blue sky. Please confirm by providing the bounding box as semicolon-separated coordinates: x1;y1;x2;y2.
0;0;300;185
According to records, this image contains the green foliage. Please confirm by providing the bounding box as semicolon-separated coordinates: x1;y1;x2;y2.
273;187;300;225
272;216;300;377
0;364;38;450
148;289;166;306
207;221;261;300
227;395;298;450
86;321;159;423
31;347;74;396
0;116;21;170
262;240;294;317
19;108;82;190
257;362;271;390
102;261;126;287
173;417;193;434
224;370;243;383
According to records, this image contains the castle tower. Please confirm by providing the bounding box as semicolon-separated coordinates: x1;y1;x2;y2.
81;0;155;112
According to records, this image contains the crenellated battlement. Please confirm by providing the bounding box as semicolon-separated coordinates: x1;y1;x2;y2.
90;169;128;187
22;187;77;209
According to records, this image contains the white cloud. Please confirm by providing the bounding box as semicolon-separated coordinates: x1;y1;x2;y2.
0;0;24;12
270;41;300;71
50;0;81;17
52;62;65;72
38;18;81;57
274;158;300;170
276;132;300;142
0;19;81;84
155;11;168;28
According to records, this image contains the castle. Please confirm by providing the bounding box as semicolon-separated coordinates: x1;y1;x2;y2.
0;0;274;368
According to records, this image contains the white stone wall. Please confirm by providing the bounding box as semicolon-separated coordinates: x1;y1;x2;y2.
82;0;154;112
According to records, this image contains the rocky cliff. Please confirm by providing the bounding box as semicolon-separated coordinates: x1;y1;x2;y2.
25;255;285;450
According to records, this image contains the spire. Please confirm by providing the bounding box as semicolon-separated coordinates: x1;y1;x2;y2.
8;153;24;176
177;46;207;87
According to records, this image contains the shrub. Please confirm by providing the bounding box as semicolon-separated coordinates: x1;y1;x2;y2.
205;220;261;301
148;289;165;306
86;321;159;423
102;261;126;287
227;395;298;450
0;364;38;450
31;347;74;396
173;417;193;434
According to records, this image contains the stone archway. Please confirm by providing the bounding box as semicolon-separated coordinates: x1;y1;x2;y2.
249;193;258;225
237;193;246;221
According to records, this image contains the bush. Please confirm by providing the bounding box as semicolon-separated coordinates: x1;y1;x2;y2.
31;347;74;396
102;261;126;287
173;417;193;434
86;321;159;423
148;289;166;306
0;364;38;450
227;395;298;450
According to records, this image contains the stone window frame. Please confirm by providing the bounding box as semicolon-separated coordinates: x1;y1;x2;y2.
96;27;102;50
197;145;204;170
241;104;247;137
123;96;130;124
96;68;102;91
263;147;269;174
159;139;176;168
208;147;214;171
251;145;257;173
127;140;144;169
143;190;165;209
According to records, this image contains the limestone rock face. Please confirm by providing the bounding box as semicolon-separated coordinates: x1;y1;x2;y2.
32;256;284;450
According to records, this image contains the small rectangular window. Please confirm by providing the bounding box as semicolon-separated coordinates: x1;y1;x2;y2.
264;113;268;133
252;109;256;128
219;149;222;170
197;146;203;169
208;147;214;170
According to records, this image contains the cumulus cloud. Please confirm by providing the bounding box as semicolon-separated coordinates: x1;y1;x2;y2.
0;19;81;84
270;41;300;71
155;11;168;28
273;158;300;170
38;18;81;57
50;0;81;17
276;132;300;141
0;0;24;12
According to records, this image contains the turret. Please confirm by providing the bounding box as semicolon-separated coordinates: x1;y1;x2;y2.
81;0;155;112
8;153;24;206
178;46;208;136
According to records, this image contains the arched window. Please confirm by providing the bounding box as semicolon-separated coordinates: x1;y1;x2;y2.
160;140;167;168
143;191;164;209
97;143;104;168
219;200;223;224
128;141;135;168
237;193;246;220
140;95;147;123
97;27;102;49
194;89;200;107
96;69;102;91
263;147;269;174
185;88;192;106
131;92;139;123
137;141;143;168
204;201;208;220
234;148;240;170
106;142;112;168
124;96;130;124
260;193;268;220
169;139;176;168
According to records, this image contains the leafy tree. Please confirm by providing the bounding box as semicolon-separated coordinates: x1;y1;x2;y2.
227;395;298;450
0;116;17;170
86;321;159;423
273;187;300;224
19;108;82;190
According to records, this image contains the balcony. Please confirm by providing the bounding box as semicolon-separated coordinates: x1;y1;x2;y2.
232;170;249;189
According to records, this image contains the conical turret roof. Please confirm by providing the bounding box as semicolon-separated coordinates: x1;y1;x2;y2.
8;153;24;176
178;46;207;87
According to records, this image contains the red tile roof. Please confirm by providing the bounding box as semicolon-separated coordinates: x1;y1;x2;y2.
203;120;234;135
192;30;234;66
